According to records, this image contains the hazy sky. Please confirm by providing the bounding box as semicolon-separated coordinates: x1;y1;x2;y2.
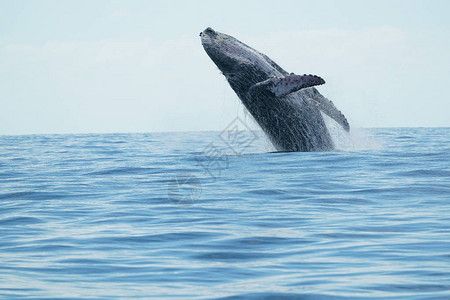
1;0;449;135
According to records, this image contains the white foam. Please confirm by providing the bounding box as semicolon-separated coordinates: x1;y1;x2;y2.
321;112;382;151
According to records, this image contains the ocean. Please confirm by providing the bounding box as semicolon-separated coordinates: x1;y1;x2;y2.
0;126;449;299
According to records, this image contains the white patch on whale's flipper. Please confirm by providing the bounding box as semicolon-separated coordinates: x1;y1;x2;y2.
248;74;325;98
270;74;325;97
305;89;350;132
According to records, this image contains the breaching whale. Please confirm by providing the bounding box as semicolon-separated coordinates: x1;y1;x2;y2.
200;27;350;152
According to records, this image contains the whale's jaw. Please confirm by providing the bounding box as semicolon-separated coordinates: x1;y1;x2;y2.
200;28;285;99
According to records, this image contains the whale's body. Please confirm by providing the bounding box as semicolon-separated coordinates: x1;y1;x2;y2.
200;28;350;152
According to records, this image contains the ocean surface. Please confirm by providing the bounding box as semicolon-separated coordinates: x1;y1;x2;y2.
0;126;449;299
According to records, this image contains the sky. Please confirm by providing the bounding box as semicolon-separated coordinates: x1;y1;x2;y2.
1;0;449;135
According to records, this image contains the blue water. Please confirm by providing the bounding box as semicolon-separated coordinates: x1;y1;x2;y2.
0;127;449;299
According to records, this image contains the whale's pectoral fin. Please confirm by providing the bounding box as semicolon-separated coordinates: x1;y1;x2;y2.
249;74;325;98
309;91;350;131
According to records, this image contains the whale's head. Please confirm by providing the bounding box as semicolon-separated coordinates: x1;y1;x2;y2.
200;27;287;99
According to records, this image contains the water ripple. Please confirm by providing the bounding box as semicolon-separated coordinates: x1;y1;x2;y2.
0;129;449;299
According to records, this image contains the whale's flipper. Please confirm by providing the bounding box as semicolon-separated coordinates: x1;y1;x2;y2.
248;74;350;132
249;74;325;98
305;89;350;131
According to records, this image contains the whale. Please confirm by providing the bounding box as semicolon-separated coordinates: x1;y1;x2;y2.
200;27;350;152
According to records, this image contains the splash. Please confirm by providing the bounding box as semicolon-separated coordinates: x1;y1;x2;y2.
322;112;383;151
240;112;277;153
234;104;382;153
